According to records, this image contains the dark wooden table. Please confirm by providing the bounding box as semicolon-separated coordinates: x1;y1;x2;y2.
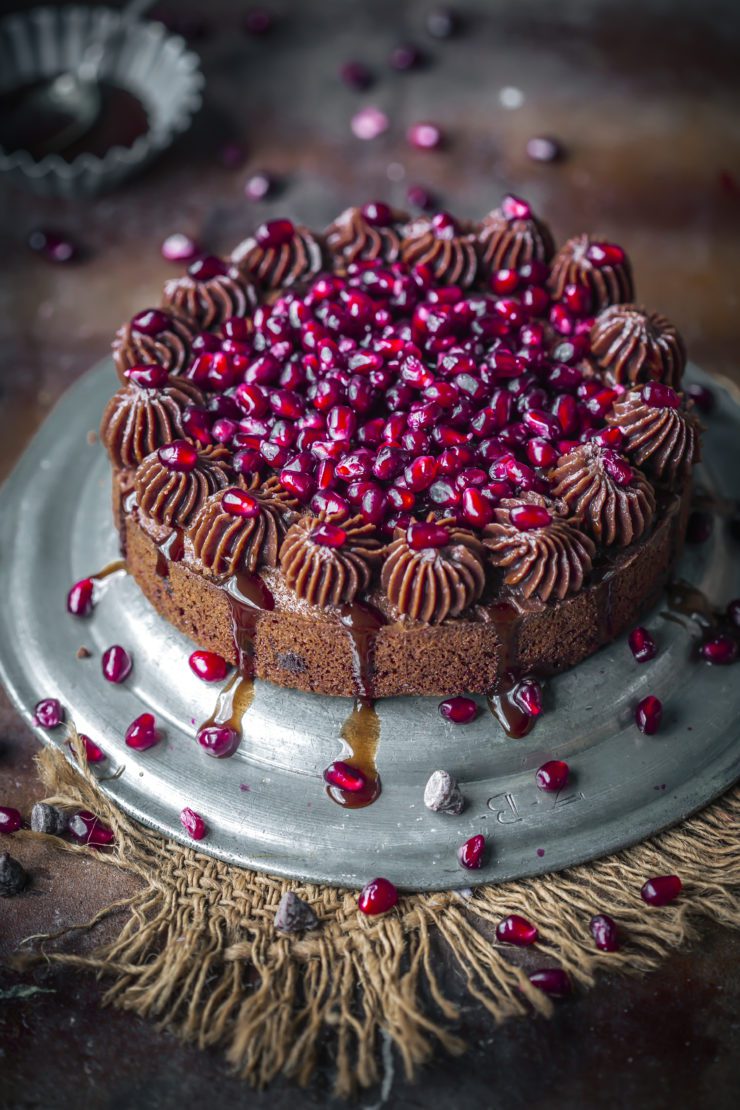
2;1;739;1106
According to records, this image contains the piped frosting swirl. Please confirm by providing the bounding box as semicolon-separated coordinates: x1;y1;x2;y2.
549;441;656;547
135;445;232;529
188;485;289;575
400;214;478;287
483;496;595;602
590;304;686;388
100;377;205;470
325;205;409;266
280;514;383;607
231;224;324;288
549;234;634;310
476;196;555;271
161;257;256;329
112;309;196;385
607;386;701;482
381;520;486;623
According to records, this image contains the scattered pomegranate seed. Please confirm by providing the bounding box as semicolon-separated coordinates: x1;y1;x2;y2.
351;106;389;140
513;678;542;717
33;698;64;729
535;760;569;792
439;696;478;724
324;761;367;793
700;636;738;665
67;578;95;617
628;627;657;663
197;724;240;758
458;833;487;870
125;713;159;751
28;228;79;263
407;122;444;150
180;807;208;840
496;914;538;946
589;913;620;951
0;807;22;835
641;874;682;906
391;43;424;70
189;650;229;682
101;645;132;685
244;171;275;200
526;136;563;163
158;440;198;472
528;967;571;997
635;695;663;735
67;811;115;847
76;735;106;763
358;876;399;915
406;184;436;210
340;60;373;90
161;233;200;263
685;383;714;414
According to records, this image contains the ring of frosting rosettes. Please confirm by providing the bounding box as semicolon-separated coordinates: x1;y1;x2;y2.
105;196;701;622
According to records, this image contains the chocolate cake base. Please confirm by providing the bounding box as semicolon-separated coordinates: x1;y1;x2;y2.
119;483;691;698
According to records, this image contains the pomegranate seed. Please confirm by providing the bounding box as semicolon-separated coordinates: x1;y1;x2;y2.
391;43;424;70
589;914;620;952
28;227;79;263
496;914;538;946
34;698;64;729
458;834;487;870
77;735;106;763
222;489;260;518
256;219;294;248
180;807;207;840
125;713;159;751
244;171;275;200
685;383;714;413
324;761;367;793
189;650;229;682
158;440;198;472
188;255;227;281
131;308;170;336
358;877;399;915
535;760;569;792
528;968;571;997
407;183;435;210
641;874;682;906
635;695;663;734
642;382;680;409
407;522;449;549
501;194;532;221
67;811;114;847
526;135;563;163
197;724;240;758
602;450;634;486
161;232;200;263
699;636;738;665
0;807;22;835
126;363;170;390
404;456;438;492
67;578;95;617
586;241;625;267
490;268;520;295
407;122;444;150
340;60;373;90
510;505;552;530
351;106;389;140
562;283;592;315
439;696;478;724
514;679;543;717
312;523;347;547
526;438;558;468
101;645;132;685
461;487;494;527
628;627;657;663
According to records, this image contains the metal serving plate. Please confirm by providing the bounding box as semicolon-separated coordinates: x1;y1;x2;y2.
0;360;738;891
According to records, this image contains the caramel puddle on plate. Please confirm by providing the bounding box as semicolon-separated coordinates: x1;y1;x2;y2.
486;673;537;740
327;698;382;808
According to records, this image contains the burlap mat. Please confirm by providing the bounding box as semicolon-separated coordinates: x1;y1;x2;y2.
14;732;740;1098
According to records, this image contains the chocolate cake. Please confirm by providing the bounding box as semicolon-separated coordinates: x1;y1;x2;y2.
100;198;701;698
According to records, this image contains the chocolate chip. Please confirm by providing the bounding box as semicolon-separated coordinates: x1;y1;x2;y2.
424;769;465;814
31;803;68;836
0;851;28;896
76;646;92;659
274;891;319;933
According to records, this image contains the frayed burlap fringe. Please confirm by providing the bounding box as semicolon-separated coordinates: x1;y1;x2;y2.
14;735;740;1098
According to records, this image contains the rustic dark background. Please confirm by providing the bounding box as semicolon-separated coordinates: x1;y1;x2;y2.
1;1;739;1107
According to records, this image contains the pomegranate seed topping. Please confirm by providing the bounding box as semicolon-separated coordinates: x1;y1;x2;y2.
628;627;657;663
361;201;393;227
67;811;114;847
526;135;563;163
510;505;552;530
586;241;626;267
158;439;198;472
256;218;295;248
641;874;682;906
188;255;227;281
642;382;680;409
404;455;438;492
490;268;520;295
312;522;347;547
526;438;559;468
197;724;240;758
125;713;159;751
189;650;229;682
0;807;22;834
407;122;444;150
180;807;207;840
528;968;571;997
602;449;634;486
407;522;449;549
635;695;663;734
77;735;106;763
222;489;260;518
358;876;399;915
501;194;532;221
125;364;170;389
513;678;543;717
439;695;478;724
535;760;569;792
351;106;389;140
562;282;592;315
67;577;95;617
699;636;738;665
461;487;494;527
34;698;64;729
101;645;132;684
161;232;200;263
496;914;538;946
324;761;367;793
458;833;487;870
131;308;170;336
589;913;620;952
340;60;373;90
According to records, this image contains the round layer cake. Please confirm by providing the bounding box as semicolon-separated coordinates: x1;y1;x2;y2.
100;197;701;697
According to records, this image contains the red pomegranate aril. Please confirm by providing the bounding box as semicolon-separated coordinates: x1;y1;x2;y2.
233;448;261;476
635;695;663;735
686;383;714;414
562;283;592;316
280;470;315;502
510;505;552;531
188;255;227;282
312;523;347;548
460;486;494;527
211;418;237;443
526;438;559;468
360;485;388;525
700;636;738;665
126;364;169;389
34;698;64;729
78;735;106;763
102;645;132;685
189;650;229;682
358;877;398;915
0;807;22;834
125;713;159;751
513;679;543;718
180;806;208;840
490;268;520;295
602;450;634;487
458;833;487;870
197;724;240;759
182;406;213;446
408;122;444;150
589;913;620;952
642;382;680;409
519;259;549;285
220;489;259;518
641;874;682;906
496;914;538;946
311;491;351;517
529;968;571;997
501;194;532;221
324;761;367;793
158;440;198;473
628;627;657;663
439;695;478;724
550;303;575;336
586;241;625;267
67;810;114;847
131;308;169;336
536;760;568;792
340;60;373;90
404;455;438;492
591;426;625;449
161;232;200;263
256;218;294;248
67;577;95;616
408;522;449;550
